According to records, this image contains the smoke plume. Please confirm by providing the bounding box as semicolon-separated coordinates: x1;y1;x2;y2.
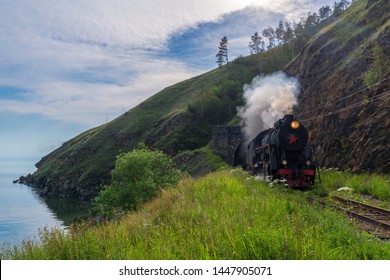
238;71;300;142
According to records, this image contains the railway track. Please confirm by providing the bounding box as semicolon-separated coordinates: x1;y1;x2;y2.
320;195;390;239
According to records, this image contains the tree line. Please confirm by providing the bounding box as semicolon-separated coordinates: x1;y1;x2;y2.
216;0;355;67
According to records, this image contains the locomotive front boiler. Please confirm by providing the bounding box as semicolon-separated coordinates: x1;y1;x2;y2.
236;114;319;188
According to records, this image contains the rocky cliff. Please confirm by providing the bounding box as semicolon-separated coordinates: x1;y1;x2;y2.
285;0;390;173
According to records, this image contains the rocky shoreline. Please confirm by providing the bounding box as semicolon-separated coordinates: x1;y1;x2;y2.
14;173;99;200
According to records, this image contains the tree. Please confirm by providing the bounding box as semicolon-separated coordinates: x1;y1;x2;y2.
333;1;348;17
304;12;320;36
283;21;295;59
92;146;182;217
275;21;286;45
249;32;265;54
216;50;225;67
262;26;276;49
292;20;306;51
283;22;294;43
216;36;229;67
339;0;351;10
319;5;332;21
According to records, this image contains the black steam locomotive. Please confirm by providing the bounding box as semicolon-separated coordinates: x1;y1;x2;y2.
236;114;319;188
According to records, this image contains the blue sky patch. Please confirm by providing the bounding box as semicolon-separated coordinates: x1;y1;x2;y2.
164;6;286;69
0;86;31;101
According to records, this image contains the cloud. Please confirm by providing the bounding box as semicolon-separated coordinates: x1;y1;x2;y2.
0;56;199;125
0;0;335;128
1;0;214;125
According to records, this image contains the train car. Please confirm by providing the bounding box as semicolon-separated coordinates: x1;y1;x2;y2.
236;114;319;188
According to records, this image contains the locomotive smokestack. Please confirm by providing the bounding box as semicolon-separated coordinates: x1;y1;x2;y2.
283;114;294;124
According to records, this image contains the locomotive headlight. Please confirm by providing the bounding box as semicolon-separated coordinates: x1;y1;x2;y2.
291;121;300;129
282;160;288;166
306;160;312;166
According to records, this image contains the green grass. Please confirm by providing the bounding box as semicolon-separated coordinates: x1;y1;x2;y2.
313;168;390;207
174;144;229;176
2;171;389;260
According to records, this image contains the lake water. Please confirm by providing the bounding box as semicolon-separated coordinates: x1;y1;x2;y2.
0;159;90;247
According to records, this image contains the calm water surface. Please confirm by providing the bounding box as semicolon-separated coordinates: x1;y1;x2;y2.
0;159;90;247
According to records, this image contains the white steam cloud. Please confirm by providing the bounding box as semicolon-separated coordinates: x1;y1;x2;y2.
238;71;300;142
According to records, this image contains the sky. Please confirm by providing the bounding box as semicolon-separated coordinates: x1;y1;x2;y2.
0;0;335;167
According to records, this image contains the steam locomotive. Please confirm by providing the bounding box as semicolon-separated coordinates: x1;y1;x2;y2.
235;114;319;188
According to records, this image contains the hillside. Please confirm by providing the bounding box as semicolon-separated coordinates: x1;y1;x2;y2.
21;48;291;199
286;0;390;173
21;0;389;199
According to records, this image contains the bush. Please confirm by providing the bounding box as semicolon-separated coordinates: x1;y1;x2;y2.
363;44;389;87
92;146;182;217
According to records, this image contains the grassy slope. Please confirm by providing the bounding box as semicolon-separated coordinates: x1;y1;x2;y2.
314;0;388;77
3;170;389;260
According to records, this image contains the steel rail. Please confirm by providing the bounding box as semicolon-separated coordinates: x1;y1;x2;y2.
330;195;390;231
332;195;390;216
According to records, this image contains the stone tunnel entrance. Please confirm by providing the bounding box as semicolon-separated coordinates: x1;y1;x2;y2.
212;125;245;166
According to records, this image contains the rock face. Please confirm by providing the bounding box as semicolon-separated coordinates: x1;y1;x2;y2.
285;0;390;173
212;126;245;165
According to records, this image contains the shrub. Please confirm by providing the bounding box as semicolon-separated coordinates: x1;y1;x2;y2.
363;44;389;87
92;146;182;217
